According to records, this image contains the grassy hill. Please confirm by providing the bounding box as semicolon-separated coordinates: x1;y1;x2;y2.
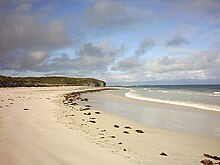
0;75;106;87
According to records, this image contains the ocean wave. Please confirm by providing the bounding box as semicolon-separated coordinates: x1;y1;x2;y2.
125;91;220;112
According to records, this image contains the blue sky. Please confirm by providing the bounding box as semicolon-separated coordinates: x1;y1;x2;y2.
0;0;220;85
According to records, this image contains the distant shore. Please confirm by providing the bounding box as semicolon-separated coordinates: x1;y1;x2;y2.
0;87;219;165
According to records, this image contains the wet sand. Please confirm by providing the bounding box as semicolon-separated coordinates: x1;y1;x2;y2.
0;87;219;165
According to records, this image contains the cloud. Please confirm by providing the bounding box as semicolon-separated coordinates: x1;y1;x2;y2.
9;42;122;75
84;0;143;33
112;39;155;71
135;39;155;56
146;50;220;81
0;12;71;71
166;35;189;47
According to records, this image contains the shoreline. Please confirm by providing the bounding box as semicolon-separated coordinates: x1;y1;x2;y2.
0;87;220;165
84;89;220;138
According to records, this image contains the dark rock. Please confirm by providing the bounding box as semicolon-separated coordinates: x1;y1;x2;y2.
85;105;92;107
95;112;100;114
160;152;168;156
136;129;144;133
204;153;220;160
124;149;126;151
201;159;214;165
118;142;123;145
89;120;96;123
124;126;132;129
23;108;29;111
110;136;115;138
114;125;120;128
83;107;90;111
123;131;129;134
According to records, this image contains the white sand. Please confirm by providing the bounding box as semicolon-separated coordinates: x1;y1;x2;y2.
0;87;219;165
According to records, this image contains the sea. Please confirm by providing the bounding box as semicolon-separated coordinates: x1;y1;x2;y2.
85;85;220;138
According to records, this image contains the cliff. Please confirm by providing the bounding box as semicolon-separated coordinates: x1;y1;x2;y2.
0;75;106;87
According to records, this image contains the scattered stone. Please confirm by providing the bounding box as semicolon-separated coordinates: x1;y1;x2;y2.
124;148;126;151
89;120;96;123
136;129;144;133
110;136;115;138
23;108;29;111
100;137;105;139
83;108;90;111
204;153;220;160
123;131;129;134
85;105;91;107
100;129;106;132
84;112;91;115
160;152;168;156
114;125;120;128
118;142;123;145
95;111;100;114
70;103;78;106
90;117;96;120
201;159;214;165
124;126;132;129
46;98;50;100
68;114;74;116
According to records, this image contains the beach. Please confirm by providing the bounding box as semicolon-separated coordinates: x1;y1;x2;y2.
0;87;219;165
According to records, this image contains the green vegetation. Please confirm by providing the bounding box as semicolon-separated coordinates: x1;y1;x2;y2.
0;75;106;87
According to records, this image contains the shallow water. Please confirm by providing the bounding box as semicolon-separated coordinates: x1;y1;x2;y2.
85;89;220;138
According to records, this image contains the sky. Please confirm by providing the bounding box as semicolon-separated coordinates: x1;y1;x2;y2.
0;0;220;85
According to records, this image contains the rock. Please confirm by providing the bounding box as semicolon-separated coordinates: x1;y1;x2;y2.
204;153;220;160
160;152;168;156
201;159;214;165
124;148;126;151
85;105;92;107
110;136;115;138
124;126;132;129
83;107;90;111
23;108;29;111
123;131;129;134
95;111;100;114
136;129;144;133
118;142;123;145
114;125;120;128
89;120;96;123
